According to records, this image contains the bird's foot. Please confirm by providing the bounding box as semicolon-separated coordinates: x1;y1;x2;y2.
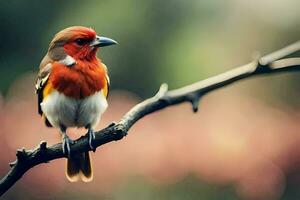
87;128;96;151
62;134;73;158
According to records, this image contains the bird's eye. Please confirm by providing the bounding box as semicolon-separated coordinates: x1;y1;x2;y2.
75;38;87;46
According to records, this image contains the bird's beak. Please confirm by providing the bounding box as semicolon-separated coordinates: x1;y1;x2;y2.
90;36;118;47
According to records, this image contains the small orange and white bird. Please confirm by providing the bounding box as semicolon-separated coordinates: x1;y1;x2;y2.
35;26;117;182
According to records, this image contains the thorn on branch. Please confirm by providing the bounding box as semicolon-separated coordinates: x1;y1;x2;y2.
155;83;168;99
16;148;27;162
37;141;48;158
108;122;116;128
39;141;47;151
187;93;201;113
156;83;172;105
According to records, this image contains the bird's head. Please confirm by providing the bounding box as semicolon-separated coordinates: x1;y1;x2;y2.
48;26;117;62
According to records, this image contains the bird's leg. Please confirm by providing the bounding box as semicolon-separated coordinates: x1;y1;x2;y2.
85;124;96;151
60;125;73;157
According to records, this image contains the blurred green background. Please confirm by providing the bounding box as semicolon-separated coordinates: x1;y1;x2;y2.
1;0;300;200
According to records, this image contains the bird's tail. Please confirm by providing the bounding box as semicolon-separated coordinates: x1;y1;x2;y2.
66;151;93;182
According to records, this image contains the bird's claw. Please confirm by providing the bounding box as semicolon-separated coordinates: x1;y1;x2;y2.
87;129;96;151
62;135;73;157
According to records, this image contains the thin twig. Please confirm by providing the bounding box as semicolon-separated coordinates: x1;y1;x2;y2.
1;41;300;196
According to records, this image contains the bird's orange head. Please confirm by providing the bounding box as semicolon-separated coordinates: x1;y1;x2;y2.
40;26;116;99
49;26;117;61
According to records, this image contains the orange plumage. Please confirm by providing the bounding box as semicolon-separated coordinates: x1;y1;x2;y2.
49;60;107;99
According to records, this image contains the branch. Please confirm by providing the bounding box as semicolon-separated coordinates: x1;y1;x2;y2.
1;41;300;196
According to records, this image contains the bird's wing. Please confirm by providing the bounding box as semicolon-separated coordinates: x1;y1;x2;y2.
35;55;53;115
103;74;110;98
102;63;110;98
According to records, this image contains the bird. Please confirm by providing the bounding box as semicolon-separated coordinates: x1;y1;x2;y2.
35;26;117;182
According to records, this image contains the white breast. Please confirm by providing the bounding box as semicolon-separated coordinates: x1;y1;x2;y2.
41;90;108;128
